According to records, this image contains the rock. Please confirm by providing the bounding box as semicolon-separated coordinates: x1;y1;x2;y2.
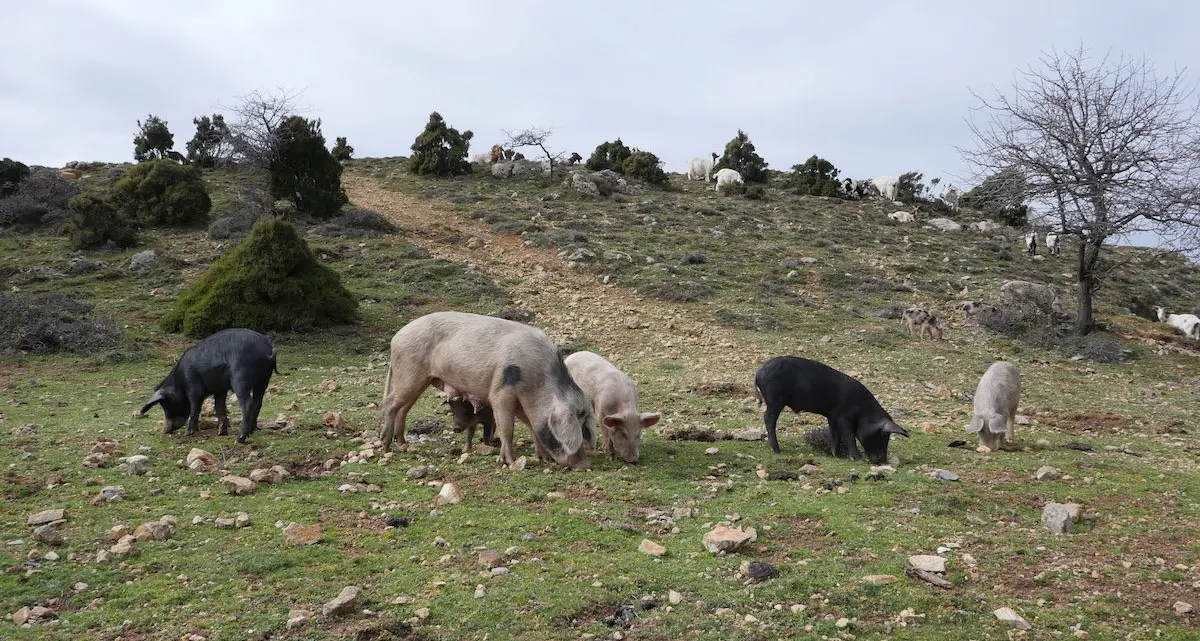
715;607;735;616
186;448;218;473
33;524;64;546
474;584;487;599
972;220;1002;233
511;456;528;470
1174;601;1194;614
766;470;799;481
993;607;1032;630
563;171;601;198
836;617;851;628
478;550;502;568
930;469;960;482
27;509;65;526
43;551;59;561
110;535;137;556
704;447;719;455
861;574;898;585
282;523;323;546
668;590;683;605
134;521;172;541
235;512;251;528
249;467;286;484
491;567;509;576
907;555;947;573
286;609;313;630
740;560;780;583
107;524;131;541
128;249;157;271
1035;466;1061;481
96;485;126;503
435;483;463;506
702;526;757;554
1042;502;1075;534
638;539;667;557
68;256;102;274
11;606;30;626
214;517;236;529
83;452;110;468
323;411;346;429
120;454;150;476
220;475;257;495
415;607;430;619
730;428;764;441
406;466;428;480
926;217;963;232
322;585;361;617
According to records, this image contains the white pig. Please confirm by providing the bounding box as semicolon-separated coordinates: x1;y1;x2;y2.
563;350;660;464
967;361;1021;450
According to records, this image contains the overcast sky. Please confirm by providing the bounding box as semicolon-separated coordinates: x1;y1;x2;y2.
2;1;1196;247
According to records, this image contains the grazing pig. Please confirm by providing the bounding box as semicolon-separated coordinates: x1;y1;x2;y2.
380;311;595;470
968;361;1021;450
563;350;660;464
431;381;499;451
139;328;280;443
753;356;909;463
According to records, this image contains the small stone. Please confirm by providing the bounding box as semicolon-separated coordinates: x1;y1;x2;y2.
322;585;361;616
214;518;236;529
1036;438;1052;447
861;574;898;585
1015;415;1031;425
907;555;947;573
415;607;430;619
704;447;719;455
322;410;346;429
95;485;127;503
478;550;502;568
286;609;313;630
122;454;150;476
638;539;667;557
975;445;992;453
731;428;764;441
186;448;218;473
219;475;257;496
435;483;463;506
836;617;851;628
33;524;65;546
961;553;977;566
282;523;323;546
741;560;780;583
745;614;759;623
406;466;428;480
27;509;65;526
668;590;683;605
1035;466;1061;481
715;607;735;616
1174;601;1194;615
491;567;509;576
11;607;31;626
511;456;528;470
930;469;960;482
43;551;59;561
107;525;131;541
790;604;806;613
474;584;487;599
234;512;251;528
993;606;1032;630
248;468;282;484
702;526;757;554
133;521;172;541
1042;502;1076;534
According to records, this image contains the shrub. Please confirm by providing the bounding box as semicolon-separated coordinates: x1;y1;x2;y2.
715;130;769;183
1;158;30;197
160;218;358;337
408;112;473;176
585;139;632;172
186;114;230;168
744;184;767;200
133;114;176;162
0;168;79;229
638;280;712;302
207;189;272;241
961;168;1029;227
111;159;211;227
64;194;138;249
331;137;354;161
719;181;747;196
787;156;840;196
270;116;348;218
0;292;121;355
621;150;668;185
308;207;397;238
896;171;929;203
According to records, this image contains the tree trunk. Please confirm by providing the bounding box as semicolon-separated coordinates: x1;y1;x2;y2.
1074;238;1099;335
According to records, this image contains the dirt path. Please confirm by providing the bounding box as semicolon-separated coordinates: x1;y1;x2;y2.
342;173;762;379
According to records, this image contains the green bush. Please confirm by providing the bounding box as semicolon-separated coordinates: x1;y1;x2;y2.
64;194;138;249
585;139;632;172
331;136;354;161
186;114;230;168
961;168;1029;227
744;184;767;200
621;150;668;185
787;156;840;196
133;114;176;162
1;158;30;197
160;218;357;337
111;159;211;227
715;130;769;184
408;112;473;176
897;171;927;203
270;116;348;218
719;181;747;196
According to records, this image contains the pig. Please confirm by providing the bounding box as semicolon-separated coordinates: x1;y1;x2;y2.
563;350;660;464
753;356;910;463
431;380;499;451
967;361;1021;450
380;311;595;470
139;328;280;443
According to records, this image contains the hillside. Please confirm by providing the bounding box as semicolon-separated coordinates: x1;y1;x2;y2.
0;160;1198;640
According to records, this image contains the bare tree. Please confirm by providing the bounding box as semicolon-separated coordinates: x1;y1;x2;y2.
220;87;308;168
963;47;1200;334
503;127;564;179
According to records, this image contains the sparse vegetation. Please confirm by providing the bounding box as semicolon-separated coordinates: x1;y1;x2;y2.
160;218;358;337
185;114;231;168
585;139;633;172
132;114;176;162
0;168;79;229
715;129;769;183
269;115;348;218
64;193;138;249
0;291;120;355
409;111;474;176
330;136;354;161
787;155;840;197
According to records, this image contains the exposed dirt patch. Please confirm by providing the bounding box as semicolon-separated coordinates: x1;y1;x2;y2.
688;381;752;398
3;472;41;500
767;515;838;557
1031;409;1135;433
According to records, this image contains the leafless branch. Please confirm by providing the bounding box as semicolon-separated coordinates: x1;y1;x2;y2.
219;87;310;168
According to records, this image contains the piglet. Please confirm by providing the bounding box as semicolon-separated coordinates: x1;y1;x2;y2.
563;350;660;464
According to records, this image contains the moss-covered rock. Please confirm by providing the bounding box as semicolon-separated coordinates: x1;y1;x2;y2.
160;218;357;337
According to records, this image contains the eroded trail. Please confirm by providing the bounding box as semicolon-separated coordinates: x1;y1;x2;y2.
342;173;764;381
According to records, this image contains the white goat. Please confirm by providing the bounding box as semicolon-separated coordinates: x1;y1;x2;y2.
1025;232;1037;255
871;176;899;202
887;211;914;223
939;185;961;211
1045;230;1061;255
714;168;743;190
687;152;719;182
1155;307;1200;340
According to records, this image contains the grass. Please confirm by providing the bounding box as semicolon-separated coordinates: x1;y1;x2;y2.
0;160;1197;640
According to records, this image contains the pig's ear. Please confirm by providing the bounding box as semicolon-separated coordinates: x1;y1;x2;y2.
639;412;661;428
602;415;622;429
882;421;910;438
139;389;166;416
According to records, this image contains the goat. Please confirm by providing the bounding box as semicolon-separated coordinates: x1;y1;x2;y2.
1025;232;1037;256
1045;230;1061;255
714;168;743;190
888;211;915;223
1155;307;1200;340
939;185;961;211
687;152;719;182
565;152;583;166
871;176;899;202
